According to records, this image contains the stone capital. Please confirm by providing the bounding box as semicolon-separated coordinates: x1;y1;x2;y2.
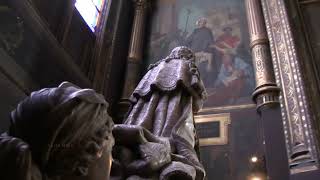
133;0;150;8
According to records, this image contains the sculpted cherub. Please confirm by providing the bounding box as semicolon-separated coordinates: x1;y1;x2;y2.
0;82;114;180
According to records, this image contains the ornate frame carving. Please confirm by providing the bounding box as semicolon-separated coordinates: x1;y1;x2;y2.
261;0;318;173
199;104;256;114
195;113;231;146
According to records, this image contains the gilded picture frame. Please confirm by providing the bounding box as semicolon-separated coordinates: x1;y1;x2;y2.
195;113;231;146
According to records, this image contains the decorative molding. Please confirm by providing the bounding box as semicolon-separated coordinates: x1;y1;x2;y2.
251;44;275;87
261;0;318;173
195;113;231;146
199;104;256;114
254;88;280;110
299;0;320;5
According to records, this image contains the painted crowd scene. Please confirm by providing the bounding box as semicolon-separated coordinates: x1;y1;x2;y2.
146;0;255;108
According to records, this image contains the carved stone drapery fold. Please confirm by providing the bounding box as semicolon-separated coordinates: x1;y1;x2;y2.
261;0;318;173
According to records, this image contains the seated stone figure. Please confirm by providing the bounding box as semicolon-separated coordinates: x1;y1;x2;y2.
0;82;114;180
111;46;207;180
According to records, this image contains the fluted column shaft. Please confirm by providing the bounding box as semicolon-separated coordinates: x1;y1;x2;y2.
122;0;149;99
245;0;280;109
245;0;290;179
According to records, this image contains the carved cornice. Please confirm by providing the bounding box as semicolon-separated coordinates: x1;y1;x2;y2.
261;0;318;173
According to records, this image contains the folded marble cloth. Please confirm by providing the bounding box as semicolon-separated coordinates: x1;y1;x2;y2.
112;47;206;180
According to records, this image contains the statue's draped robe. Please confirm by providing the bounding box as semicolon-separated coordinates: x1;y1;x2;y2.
113;54;207;180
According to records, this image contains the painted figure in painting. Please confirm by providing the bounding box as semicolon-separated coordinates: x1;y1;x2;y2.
214;26;240;51
204;26;254;106
185;18;217;88
146;0;255;108
185;18;214;53
206;50;253;106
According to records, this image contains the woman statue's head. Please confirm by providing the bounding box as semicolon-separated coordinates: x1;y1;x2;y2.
8;82;114;179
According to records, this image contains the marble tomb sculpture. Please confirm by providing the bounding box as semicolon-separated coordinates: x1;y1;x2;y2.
0;46;207;180
0;82;114;180
111;46;207;180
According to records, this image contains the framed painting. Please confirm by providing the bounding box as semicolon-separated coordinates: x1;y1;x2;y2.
195;113;231;146
145;0;255;109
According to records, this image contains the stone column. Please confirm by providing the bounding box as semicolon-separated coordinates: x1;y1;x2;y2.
261;0;318;174
122;0;149;99
245;0;290;179
245;0;279;109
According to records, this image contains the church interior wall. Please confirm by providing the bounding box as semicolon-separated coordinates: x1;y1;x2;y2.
0;0;134;132
197;108;263;180
1;0;320;179
141;0;266;179
0;0;93;132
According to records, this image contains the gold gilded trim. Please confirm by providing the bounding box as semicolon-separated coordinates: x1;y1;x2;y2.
195;113;231;146
199;104;256;113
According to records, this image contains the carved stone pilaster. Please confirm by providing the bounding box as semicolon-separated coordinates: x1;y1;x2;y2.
127;0;149;62
261;0;318;173
122;0;149;99
245;0;280;110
